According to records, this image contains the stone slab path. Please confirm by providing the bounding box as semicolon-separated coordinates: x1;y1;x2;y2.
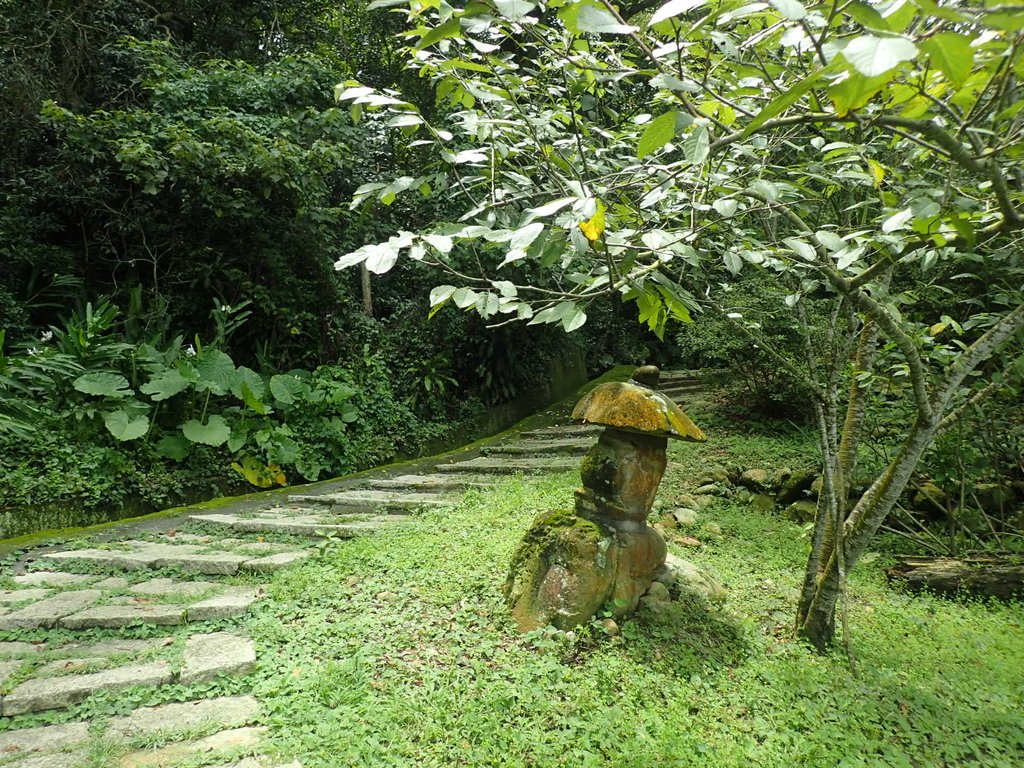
0;370;705;768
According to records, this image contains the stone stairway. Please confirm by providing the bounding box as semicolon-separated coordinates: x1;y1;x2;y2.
0;369;705;768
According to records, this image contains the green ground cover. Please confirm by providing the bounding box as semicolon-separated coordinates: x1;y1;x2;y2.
237;436;1024;767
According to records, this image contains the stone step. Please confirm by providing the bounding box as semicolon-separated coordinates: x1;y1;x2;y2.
433;456;579;475
662;386;705;399
0;590;104;631
0;632;255;716
360;473;491;492
519;424;599;439
40;540;309;577
121;727;267;768
0;722;90;766
1;662;175;716
0;695;291;767
0;580;263;631
0;696;261;766
109;694;260;739
11;572;96;587
180;631;256;685
661;380;704;391
483;438;592;457
190;511;398;538
286;490;454;513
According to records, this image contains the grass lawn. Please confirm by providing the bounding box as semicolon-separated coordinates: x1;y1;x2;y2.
242;424;1024;768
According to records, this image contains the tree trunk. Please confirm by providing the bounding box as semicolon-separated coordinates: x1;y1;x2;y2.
797;414;940;649
887;555;1024;600
360;263;373;317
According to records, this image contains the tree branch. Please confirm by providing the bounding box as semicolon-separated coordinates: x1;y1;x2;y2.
742;189;936;422
934;303;1024;413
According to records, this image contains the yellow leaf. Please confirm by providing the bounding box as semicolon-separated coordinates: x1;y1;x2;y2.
867;158;885;188
929;321;947;336
268;464;287;486
579;200;606;242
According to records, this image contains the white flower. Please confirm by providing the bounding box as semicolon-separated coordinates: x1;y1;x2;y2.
28;347;40;356
185;345;196;357
40;330;53;342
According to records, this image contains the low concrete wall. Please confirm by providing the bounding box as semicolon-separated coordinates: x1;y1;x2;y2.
417;345;589;454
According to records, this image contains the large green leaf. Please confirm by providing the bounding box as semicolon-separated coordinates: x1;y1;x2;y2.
683;124;710;165
140;368;190;401
103;409;149;441
194;349;236;395
769;0;805;20
742;70;824;138
920;33;973;87
842;35;918;78
270;374;305;405
494;0;536;21
231;366;266;402
638;111;682;159
417;18;461;49
829;71;894;115
156;433;190;460
559;1;635;35
428;285;458;319
650;0;706;25
73;372;132;399
181;415;231;446
563;306;587;332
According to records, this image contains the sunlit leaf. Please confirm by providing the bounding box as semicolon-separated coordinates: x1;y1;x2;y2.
103;409;149;441
713;199;738;217
417;18;461;49
683;124;710;165
140;369;190;401
638;111;682;158
650;0;706;25
560;1;636;35
579;200;606;242
742;70;824;138
73;372;132;399
527;197;577;218
494;0;536;21
842;35;918;78
882;208;913;233
769;0;806;20
920;33;973;87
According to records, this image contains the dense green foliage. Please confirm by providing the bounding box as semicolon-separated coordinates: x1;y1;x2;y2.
0;0;627;520
2;0;1022;662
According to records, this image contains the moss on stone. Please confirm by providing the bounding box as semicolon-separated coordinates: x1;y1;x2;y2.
572;381;706;441
504;508;617;630
578;444;618;500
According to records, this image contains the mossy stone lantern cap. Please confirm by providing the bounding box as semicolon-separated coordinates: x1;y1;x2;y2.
571;365;706;525
571;365;707;443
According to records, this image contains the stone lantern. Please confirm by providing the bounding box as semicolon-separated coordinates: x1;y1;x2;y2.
504;366;707;632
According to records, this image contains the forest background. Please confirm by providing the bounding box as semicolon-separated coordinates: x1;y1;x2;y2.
0;0;675;530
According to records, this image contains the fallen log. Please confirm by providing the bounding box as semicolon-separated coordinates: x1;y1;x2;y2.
886;555;1024;600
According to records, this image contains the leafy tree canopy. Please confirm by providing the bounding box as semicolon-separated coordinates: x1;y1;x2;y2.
336;0;1024;648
